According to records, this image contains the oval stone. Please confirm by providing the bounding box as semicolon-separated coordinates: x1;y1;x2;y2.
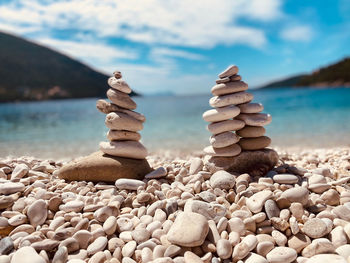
202;105;240;122
266;247;297;263
236;113;272;126
210;132;239;148
209;92;253;107
211;81;248;96
210;170;236;190
238;103;264;113
272;174;299;184
238;136;271;150
207;119;245;134
107;77;131;94
236;126;266;137
96;99;145;122
106;89;136;110
204;144;241;157
105;112;143;132
218;65;238;78
99;141;147;159
107;130;141;141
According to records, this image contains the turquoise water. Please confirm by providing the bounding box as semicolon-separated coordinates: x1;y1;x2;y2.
0;87;350;159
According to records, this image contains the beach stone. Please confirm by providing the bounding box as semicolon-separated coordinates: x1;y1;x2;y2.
167;212;209;247
96;100;145;122
232;235;258;260
58;151;151;183
203;105;240;122
332;205;350;221
301;238;335;257
204;148;278;176
189;158;203;175
11;246;45;263
320;189;340;205
218;65;238;78
106;89;136;110
60;200;84;213
308;183;331;193
211;81;248;96
115;178;145;190
72;230;92;249
52;246;68;263
122;241;136;257
238;136;271;150
132;229;151;244
145;167;167;179
105;112;143;132
247;190;273;213
231;74;242;81
87;236;108;255
264;200;280;219
164;245;181;258
307;254;347;263
0;237;13;255
27;200;47;227
287;233;311;253
100;141;147;159
103;216;117;235
210;170;235;190
280;187;309;206
266;247;297;263
256;241;274;257
184;251;202;263
245;253;268;263
203;144;241;157
236;126;266;138
107;130;141;141
108;77;131;94
330;226;347;248
207;119;245;134
335;244;350;259
0;182;25;195
8;214;26;226
10;164;28;181
216;239;232;259
209;92;253;107
216;77;230;84
238;103;264;113
236;113;272;126
209;132;239;148
303;218;328;238
59;238;79;253
113;70;122;79
272;174;299;184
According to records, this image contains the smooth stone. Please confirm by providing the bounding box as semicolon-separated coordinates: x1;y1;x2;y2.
203;144;241;157
207;119;245;134
103;216;117;235
52;246;68;263
115;178;145;190
60;200;84;213
238;103;264;113
96;100;145;122
308;183;331;193
335;244;350;259
272;174;299;184
10;164;29;181
0;182;25;195
113;70;122;79
266;247;297;263
280;187;309;206
303;218;328;238
332;205;350;221
216;239;232;259
302;238;335;257
58;151;152;183
210;132;239;148
215;77;230;84
209;92;253;107
256;242;274;257
204;148;279;176
164;245;181;258
232;235;258;260
11;246;45;263
202;105;240;122
0;237;13;255
145;167;167;179
108;77;131;94
245;253;268;263
236;113;272;126
122;241;136;257
107;130;141;141
236;126;266;138
189;158;203;175
246;190;273;213
27;200;47;227
231;74;242;81
307;254;347;263
264;200;280;219
218;65;238;78
209;170;236;190
287;233;311;253
87;236;108;255
238;136;271;150
184;251;202;263
72;230;92;249
31;239;60;252
131;229;151;244
99;141;147;159
105;112;143;132
211;81;248;96
167;212;209;247
184;200;226;223
106;89;136;110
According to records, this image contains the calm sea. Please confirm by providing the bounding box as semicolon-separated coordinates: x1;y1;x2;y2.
1;87;350;159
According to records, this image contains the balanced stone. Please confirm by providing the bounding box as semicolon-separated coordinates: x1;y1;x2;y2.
107;130;141;141
105;112;143;132
209;92;253;107
238;136;271;150
231;74;242;81
202;105;240;122
236;113;272;126
236;126;266;138
211;81;248;96
106;89;136;110
99;141;147;159
216;77;230;84
113;70;122;79
108;77;131;94
218;65;238;78
203;144;241;157
207;119;245;134
96;100;145;122
238;103;264;113
210;132;239;148
58;151;152;182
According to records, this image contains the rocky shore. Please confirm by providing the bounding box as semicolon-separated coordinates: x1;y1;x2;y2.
0;147;350;263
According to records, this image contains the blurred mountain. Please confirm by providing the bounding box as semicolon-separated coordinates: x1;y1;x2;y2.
259;57;350;89
0;31;139;102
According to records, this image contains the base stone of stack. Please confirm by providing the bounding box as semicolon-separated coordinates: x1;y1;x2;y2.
204;148;279;177
58;151;152;183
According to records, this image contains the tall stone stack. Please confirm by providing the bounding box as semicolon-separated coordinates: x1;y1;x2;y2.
203;65;278;175
96;71;148;159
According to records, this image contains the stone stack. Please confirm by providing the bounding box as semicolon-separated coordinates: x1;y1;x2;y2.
203;65;277;175
97;71;148;159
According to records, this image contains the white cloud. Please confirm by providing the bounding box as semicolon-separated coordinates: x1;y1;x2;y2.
150;47;205;61
280;25;314;42
0;0;283;48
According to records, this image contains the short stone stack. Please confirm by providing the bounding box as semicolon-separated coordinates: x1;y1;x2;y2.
97;71;148;159
203;65;278;176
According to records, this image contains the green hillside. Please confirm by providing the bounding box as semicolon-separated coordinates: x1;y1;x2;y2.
260;57;350;89
0;31;138;102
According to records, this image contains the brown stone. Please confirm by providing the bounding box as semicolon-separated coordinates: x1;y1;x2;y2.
106;89;136;110
204;148;278;176
58;151;152;183
107;130;141;141
236;126;266;138
211;81;248;96
238;136;271;150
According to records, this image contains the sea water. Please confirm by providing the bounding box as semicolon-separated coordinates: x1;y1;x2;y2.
0;87;349;159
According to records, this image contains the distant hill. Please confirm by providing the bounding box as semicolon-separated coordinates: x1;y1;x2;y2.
260;57;350;89
0;31;139;102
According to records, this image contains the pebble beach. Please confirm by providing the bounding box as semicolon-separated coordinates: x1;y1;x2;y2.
0;147;349;263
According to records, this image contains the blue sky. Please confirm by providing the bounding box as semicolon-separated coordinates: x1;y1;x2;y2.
0;0;349;94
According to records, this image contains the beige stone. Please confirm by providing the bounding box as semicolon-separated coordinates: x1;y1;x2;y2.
209;92;253;107
207;119;245;134
218;65;238;78
211;81;248;96
107;130;141;141
202;105;240;122
106;89;136;110
96;100;145;122
105;112;143;132
239;136;271;150
108;77;131;94
236;126;266;137
238;103;264;113
307;254;347;263
236;113;272;126
209;170;236;190
203;144;241;157
287;233;311;253
11;246;45;263
266;247;297;263
209;132;239;148
99;141;147;159
280;187;309;206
